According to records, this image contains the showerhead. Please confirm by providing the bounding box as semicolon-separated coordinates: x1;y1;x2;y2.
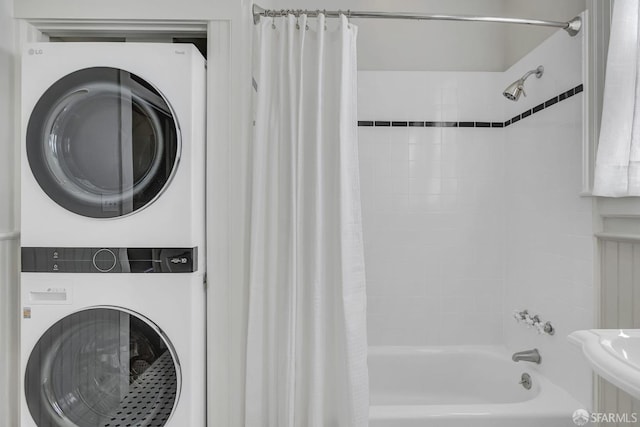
503;80;525;101
503;65;544;101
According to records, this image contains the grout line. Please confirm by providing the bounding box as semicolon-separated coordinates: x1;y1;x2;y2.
357;83;583;128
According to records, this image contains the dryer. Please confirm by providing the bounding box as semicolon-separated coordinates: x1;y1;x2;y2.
21;43;205;249
20;248;205;427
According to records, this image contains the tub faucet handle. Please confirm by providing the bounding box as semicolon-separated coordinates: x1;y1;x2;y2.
519;372;532;390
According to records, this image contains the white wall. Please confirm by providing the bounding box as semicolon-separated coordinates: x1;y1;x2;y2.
272;0;507;71
271;0;585;71
13;0;586;70
0;0;15;231
0;0;18;426
13;0;237;20
503;0;586;67
502;26;594;407
358;71;507;345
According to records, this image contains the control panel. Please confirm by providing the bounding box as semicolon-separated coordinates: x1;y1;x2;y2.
21;247;197;273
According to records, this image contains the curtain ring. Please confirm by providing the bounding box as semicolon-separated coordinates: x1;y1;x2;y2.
270;10;276;29
324;9;328;30
295;9;300;29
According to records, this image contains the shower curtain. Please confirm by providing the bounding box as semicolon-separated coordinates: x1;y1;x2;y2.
245;13;369;427
593;0;640;196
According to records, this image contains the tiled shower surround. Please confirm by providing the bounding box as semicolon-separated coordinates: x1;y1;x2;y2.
359;71;508;346
358;26;593;406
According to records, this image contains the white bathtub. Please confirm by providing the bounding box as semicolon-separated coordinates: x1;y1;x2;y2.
369;346;584;427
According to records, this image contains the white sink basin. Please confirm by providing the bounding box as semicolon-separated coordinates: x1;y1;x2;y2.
569;329;640;399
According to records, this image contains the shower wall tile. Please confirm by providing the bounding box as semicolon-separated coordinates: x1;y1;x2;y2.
358;71;504;122
359;21;593;409
502;26;594;409
358;26;593;398
358;71;506;347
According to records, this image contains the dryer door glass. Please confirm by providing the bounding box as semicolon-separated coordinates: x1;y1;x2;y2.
26;67;180;218
24;307;180;427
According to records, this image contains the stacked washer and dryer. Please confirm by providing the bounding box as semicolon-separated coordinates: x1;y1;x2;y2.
19;43;206;427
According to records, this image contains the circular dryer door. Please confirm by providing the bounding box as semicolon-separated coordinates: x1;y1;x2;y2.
26;67;180;218
25;307;180;427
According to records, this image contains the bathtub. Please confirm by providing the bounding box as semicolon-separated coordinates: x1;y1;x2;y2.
369;346;584;427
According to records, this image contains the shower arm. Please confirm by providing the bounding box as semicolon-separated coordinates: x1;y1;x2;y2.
516;66;545;95
519;66;544;83
252;4;582;37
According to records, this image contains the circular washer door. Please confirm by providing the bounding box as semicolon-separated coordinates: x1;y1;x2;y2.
25;307;181;427
26;67;180;218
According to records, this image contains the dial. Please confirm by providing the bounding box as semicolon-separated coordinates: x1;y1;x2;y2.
92;248;117;272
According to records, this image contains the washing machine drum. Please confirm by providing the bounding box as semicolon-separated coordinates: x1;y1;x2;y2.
26;67;180;218
24;307;180;427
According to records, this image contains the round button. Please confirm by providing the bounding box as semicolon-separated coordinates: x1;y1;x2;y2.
93;249;117;272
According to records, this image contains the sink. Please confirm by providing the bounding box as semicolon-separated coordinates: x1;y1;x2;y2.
605;332;640;370
569;329;640;399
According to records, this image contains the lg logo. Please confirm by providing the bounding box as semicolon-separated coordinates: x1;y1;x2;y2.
28;48;43;55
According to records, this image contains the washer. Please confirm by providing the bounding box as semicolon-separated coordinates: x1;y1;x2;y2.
21;43;205;249
20;250;205;427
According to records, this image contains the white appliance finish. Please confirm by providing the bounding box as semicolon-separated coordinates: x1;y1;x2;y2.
20;273;206;427
21;42;205;253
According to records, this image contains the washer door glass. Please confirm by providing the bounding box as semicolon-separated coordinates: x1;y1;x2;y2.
26;67;180;218
25;307;180;427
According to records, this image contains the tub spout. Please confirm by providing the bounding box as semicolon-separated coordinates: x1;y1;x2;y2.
512;348;541;364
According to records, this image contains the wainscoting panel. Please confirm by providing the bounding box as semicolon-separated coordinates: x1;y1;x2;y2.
599;238;640;423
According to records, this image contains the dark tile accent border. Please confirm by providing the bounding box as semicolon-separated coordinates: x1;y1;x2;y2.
425;121;458;127
544;97;558;108
358;83;583;129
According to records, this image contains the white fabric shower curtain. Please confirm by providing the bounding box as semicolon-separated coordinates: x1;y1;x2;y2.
245;13;369;427
593;0;640;196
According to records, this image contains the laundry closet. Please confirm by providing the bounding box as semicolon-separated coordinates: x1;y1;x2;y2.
1;1;256;426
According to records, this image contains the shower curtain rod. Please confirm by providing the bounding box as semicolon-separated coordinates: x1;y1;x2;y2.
252;4;582;36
